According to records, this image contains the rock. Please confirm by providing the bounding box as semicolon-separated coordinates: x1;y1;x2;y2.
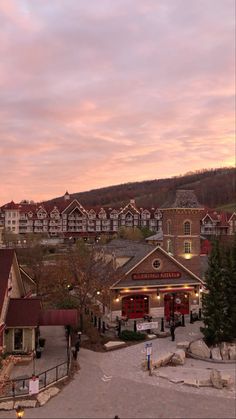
198;379;212;387
221;374;233;388
155;331;170;338
176;341;190;350
147;334;157;339
210;369;223;389
0;401;14;410
169;378;184;384
171;350;186;365
153;352;173;368
104;341;126;350
184;379;199;388
228;344;236;360
37;387;60;406
14;400;37;408
211;347;222;361
189;339;211;359
220;342;229;360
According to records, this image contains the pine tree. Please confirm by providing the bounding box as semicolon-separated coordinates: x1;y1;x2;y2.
201;240;227;345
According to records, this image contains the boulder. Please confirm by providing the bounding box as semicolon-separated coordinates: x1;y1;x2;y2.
221;374;233;388
228;344;236;360
211;347;222;361
171;350;185;366
176;341;190;350
210;369;223;389
0;401;14;410
153;352;173;368
155;331;170;338
37;387;60;406
220;342;229;360
184;379;199;388
104;341;126;351
14;400;37;408
198;378;212;387
189;339;211;359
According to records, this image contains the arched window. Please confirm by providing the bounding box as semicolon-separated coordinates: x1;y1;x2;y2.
167;219;171;235
184;221;191;235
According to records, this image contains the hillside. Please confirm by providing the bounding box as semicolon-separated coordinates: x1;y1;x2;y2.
49;167;236;210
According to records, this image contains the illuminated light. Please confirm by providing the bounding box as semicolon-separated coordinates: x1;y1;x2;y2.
184;285;189;288
124;289;129;293
195;292;199;297
15;406;25;418
184;254;192;260
143;288;148;292
184;294;188;298
144;297;148;300
157;292;161;300
115;297;120;302
130;298;133;301
96;291;101;295
199;287;203;293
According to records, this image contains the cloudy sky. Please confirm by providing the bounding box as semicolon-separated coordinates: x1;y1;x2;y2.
0;0;235;205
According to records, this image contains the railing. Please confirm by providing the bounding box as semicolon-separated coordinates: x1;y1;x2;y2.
0;361;69;400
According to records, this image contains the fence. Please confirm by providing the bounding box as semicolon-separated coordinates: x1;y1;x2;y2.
0;361;69;400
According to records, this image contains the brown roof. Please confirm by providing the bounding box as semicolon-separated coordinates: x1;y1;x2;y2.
5;298;42;327
39;309;78;327
0;249;14;312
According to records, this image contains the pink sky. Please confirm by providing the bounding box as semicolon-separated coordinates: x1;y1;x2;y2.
0;0;235;206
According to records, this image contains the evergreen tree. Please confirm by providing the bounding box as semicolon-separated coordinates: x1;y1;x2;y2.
201;240;227;345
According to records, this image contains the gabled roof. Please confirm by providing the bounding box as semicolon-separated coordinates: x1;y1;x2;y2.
5;298;42;327
0;249;14;311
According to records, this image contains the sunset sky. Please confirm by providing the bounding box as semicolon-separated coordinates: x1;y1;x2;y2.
0;0;235;205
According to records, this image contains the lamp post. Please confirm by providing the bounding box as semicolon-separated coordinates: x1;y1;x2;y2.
15;405;25;418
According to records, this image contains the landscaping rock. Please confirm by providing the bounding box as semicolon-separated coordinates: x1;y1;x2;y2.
176;341;190;350
220;342;229;360
211;347;222;361
14;400;37;408
155;331;170;338
221;374;233;388
104;341;126;351
153;352;173;368
210;369;223;389
189;339;211;359
0;401;14;410
171;349;185;365
184;379;199;388
228;344;236;360
37;387;60;406
198;378;212;387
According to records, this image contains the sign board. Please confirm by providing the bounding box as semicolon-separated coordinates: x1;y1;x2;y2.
132;272;181;280
29;377;39;395
137;321;158;331
145;342;152;356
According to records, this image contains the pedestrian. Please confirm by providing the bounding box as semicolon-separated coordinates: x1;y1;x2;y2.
170;318;176;341
72;338;80;360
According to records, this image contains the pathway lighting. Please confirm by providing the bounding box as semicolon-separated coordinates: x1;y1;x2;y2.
15;406;24;418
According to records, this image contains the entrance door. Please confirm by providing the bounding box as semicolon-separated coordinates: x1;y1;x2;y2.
164;293;189;321
122;295;149;319
14;328;23;351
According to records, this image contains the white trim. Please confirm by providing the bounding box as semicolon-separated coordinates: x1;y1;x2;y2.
119;202;140;215
62;199;87;214
228;212;236;222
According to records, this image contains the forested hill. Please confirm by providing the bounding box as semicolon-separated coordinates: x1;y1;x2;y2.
50;167;236;210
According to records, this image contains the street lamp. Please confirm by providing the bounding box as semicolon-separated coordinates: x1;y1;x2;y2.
15;405;25;418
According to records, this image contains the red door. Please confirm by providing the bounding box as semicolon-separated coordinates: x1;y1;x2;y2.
164;293;189;321
122;295;149;319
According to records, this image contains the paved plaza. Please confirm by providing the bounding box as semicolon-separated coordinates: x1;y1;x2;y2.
0;322;235;418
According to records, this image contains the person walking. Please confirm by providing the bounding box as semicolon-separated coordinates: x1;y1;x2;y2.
170;317;176;341
73;338;80;360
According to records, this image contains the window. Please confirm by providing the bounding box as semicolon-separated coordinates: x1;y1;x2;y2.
184;221;191;235
184;241;191;254
152;259;161;270
167;220;171;235
14;328;23;351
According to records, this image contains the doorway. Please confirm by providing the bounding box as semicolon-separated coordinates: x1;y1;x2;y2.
122;295;149;319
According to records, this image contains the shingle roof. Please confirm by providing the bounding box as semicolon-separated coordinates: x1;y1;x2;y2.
162;190;203;209
0;249;14;312
5;298;42;327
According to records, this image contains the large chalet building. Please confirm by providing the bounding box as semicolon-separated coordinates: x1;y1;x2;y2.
0;191;235;241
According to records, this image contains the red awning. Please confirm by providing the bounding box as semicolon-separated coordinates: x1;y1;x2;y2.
39;309;78;327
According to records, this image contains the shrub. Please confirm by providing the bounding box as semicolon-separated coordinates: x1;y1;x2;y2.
120;330;146;341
